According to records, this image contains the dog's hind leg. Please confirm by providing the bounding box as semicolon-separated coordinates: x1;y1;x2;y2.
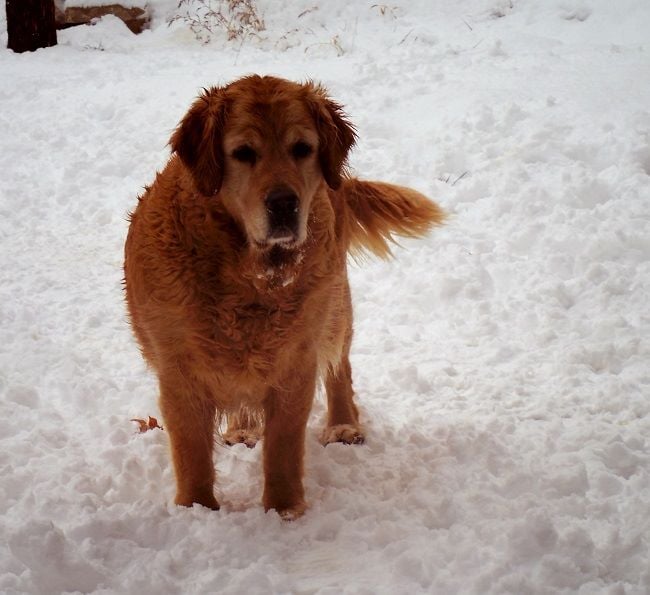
321;353;365;445
320;289;365;446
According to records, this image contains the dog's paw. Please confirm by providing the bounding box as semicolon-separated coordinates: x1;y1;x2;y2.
223;428;261;448
320;424;365;446
264;493;308;520
175;492;220;511
273;501;308;521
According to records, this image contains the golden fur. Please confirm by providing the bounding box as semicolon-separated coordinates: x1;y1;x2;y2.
124;75;444;519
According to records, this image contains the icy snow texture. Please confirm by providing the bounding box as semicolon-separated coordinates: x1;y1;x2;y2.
1;0;650;593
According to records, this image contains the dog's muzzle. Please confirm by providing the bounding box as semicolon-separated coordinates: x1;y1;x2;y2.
265;187;299;244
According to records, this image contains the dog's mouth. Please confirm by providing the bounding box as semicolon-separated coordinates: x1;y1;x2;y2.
254;234;298;255
258;242;300;268
255;235;298;251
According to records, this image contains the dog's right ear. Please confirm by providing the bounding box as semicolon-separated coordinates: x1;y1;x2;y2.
306;83;357;190
170;87;226;196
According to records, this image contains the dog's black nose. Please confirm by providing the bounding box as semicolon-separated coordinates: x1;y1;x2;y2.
265;188;299;240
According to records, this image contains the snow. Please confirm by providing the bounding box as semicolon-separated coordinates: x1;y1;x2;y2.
1;0;650;593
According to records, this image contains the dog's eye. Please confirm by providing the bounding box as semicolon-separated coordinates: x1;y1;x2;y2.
232;145;257;165
291;141;313;160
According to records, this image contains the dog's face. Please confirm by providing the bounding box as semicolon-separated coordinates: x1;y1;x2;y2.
170;76;356;250
220;92;322;248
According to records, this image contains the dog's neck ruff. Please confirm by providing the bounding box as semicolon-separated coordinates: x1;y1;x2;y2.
249;244;306;293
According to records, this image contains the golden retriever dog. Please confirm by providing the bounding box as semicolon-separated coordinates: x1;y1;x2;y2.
124;75;444;519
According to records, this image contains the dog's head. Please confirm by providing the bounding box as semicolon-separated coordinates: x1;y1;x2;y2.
170;75;356;249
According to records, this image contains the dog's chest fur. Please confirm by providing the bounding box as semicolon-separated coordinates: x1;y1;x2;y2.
175;193;343;389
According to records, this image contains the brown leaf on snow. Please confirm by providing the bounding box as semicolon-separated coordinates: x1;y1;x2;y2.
131;416;164;433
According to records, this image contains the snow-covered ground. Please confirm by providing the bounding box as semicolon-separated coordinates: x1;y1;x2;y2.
1;1;649;593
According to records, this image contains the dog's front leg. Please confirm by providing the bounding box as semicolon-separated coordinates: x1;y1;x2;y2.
262;360;316;520
159;370;219;511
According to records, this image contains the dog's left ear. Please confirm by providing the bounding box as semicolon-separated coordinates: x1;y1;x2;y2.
307;84;357;190
170;87;226;196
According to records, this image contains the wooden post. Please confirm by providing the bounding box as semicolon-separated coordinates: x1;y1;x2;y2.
6;0;58;53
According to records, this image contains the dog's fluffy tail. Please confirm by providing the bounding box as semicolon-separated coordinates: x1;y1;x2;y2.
340;178;445;258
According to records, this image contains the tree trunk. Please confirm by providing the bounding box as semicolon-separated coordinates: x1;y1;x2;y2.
6;0;58;53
